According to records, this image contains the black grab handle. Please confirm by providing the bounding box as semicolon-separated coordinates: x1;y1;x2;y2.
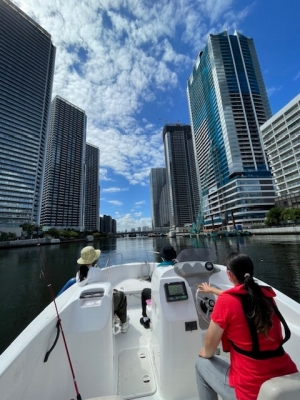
44;320;61;363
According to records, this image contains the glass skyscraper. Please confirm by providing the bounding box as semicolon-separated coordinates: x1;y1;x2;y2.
85;143;100;231
0;0;55;227
187;30;276;229
149;168;169;229
163;124;200;229
41;96;86;230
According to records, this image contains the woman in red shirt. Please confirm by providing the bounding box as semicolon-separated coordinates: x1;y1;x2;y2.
195;252;298;400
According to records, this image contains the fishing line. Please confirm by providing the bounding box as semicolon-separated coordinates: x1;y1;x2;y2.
37;242;82;400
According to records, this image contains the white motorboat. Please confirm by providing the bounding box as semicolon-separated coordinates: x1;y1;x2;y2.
0;248;300;400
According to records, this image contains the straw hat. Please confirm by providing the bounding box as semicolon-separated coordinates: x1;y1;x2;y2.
77;246;101;265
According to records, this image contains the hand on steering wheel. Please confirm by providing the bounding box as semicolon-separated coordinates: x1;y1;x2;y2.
195;283;221;323
198;282;213;293
196;292;216;322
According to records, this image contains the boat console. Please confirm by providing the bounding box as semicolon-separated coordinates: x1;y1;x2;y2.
164;281;188;302
174;260;222;326
146;256;228;400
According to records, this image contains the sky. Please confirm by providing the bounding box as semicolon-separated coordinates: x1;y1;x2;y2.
14;0;300;232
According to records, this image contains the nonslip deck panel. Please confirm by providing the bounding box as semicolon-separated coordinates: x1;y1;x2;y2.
118;347;156;399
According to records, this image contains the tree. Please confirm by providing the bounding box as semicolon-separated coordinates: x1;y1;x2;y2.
0;232;8;242
264;207;282;226
20;223;34;237
281;208;300;222
47;228;60;238
8;232;16;240
68;231;79;238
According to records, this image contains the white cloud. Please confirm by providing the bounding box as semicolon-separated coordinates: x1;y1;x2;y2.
102;187;128;193
108;200;123;206
135;200;146;205
100;168;113;181
115;213;151;231
267;86;282;97
294;71;300;81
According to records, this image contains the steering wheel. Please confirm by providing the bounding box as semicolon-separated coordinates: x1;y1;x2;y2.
195;290;216;323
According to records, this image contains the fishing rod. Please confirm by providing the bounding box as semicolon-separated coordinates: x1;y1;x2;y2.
37;242;82;400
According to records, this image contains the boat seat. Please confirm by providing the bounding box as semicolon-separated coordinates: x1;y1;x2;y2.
115;278;151;295
257;372;300;399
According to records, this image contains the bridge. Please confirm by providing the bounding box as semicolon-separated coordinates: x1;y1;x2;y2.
115;230;169;237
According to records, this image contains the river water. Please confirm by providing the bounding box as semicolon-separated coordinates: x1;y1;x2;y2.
0;234;300;355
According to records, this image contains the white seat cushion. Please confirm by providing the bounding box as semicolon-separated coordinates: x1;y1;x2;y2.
115;279;151;295
257;372;300;400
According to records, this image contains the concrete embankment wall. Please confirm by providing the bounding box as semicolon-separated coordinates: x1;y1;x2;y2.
0;237;97;250
249;227;300;235
0;238;51;249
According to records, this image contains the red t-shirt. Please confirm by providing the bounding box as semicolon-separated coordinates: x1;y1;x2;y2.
211;285;298;400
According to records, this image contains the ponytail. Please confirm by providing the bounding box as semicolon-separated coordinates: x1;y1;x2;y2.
226;253;274;336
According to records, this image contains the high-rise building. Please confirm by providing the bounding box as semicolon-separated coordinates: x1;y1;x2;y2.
85;143;100;231
260;94;300;209
101;215;112;234
149;168;169;229
100;216;104;232
41;96;86;230
163;124;200;229
111;219;117;234
0;0;55;227
187;30;276;229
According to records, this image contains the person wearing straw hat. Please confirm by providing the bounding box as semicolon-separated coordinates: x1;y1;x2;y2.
76;246;129;333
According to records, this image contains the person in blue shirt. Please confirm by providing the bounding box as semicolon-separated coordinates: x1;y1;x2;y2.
140;245;177;329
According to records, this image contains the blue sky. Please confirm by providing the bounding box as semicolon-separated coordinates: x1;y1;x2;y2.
15;0;300;231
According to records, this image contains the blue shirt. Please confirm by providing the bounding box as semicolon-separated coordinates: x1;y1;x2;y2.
157;260;174;267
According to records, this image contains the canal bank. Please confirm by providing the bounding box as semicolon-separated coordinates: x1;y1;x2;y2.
248;226;300;235
1;226;300;250
0;237;84;250
0;235;110;250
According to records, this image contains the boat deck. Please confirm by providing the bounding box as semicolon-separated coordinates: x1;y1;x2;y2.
115;306;156;399
112;277;221;400
113;277;156;399
2;259;300;400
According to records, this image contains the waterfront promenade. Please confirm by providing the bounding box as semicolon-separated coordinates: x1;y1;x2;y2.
249;226;300;235
1;226;300;250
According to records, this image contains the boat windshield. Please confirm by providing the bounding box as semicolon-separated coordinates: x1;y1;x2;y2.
176;248;217;263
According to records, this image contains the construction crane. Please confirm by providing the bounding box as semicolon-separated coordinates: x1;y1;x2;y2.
158;118;181;126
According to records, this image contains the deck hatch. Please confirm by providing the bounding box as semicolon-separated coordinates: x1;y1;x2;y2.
80;289;104;299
